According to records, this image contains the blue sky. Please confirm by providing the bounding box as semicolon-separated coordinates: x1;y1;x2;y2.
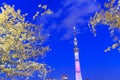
0;0;120;80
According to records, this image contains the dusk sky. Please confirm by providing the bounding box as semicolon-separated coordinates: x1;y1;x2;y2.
0;0;120;80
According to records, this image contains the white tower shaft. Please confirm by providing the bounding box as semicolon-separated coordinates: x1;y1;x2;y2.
73;27;82;80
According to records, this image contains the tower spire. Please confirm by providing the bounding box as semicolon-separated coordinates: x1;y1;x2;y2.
73;26;82;80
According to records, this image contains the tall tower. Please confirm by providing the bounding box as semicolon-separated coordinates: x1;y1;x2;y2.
73;27;82;80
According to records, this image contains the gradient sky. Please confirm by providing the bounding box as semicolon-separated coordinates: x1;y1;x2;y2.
0;0;120;80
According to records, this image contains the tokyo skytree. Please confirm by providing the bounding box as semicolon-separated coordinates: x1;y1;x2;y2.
73;27;82;80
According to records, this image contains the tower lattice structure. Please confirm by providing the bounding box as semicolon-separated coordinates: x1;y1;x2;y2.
73;27;82;80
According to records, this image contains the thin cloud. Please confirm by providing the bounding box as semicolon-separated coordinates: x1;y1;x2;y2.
37;0;99;40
